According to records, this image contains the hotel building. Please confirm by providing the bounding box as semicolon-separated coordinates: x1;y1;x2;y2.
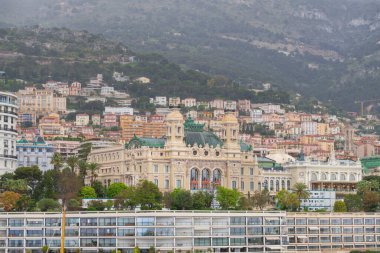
0;92;18;175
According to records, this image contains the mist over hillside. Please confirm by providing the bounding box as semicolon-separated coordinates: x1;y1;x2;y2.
1;0;380;111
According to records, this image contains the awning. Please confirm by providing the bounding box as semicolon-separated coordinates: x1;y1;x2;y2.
266;245;283;250
309;227;319;230
265;236;280;240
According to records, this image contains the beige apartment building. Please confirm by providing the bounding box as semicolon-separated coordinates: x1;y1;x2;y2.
87;110;262;193
17;87;66;118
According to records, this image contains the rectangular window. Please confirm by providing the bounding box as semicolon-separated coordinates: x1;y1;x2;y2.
241;168;244;175
232;181;237;189
154;178;158;186
117;218;135;226
80;238;97;247
153;165;158;173
250;181;254;191
136;228;154;236
99;228;116;236
176;180;181;188
165;165;170;173
136;217;155;226
194;238;211;246
241;181;244;190
80;228;97;236
250;168;254;175
80;218;97;226
98;218;116;226
164;179;169;189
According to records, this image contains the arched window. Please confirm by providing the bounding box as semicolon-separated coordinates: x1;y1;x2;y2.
201;169;211;189
349;174;356;181
331;174;336;181
311;173;318;181
321;173;327;180
281;180;285;190
190;168;199;190
270;180;274;191
212;169;222;188
264;180;268;190
275;180;279;192
340;174;346;181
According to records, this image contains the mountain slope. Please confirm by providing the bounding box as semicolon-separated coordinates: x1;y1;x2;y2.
1;0;380;110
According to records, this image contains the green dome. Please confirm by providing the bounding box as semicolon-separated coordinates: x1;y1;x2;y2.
184;131;223;148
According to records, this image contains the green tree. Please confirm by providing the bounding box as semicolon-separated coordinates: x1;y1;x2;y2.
78;143;92;160
133;247;140;253
37;198;61;211
87;163;99;186
87;200;106;211
80;186;97;198
15;195;35;211
92;180;106;198
67;199;81;211
216;186;241;210
78;160;88;184
357;180;380;195
14;166;42;190
41;245;49;253
363;191;379;212
51;153;63;170
333;200;347;212
170;189;193;210
107;182;128;198
252;190;271;210
3;179;28;193
344;194;363;212
192;191;213;210
292;183;310;209
66;156;79;173
115;187;138;210
238;196;251;210
135;180;162;210
275;190;300;211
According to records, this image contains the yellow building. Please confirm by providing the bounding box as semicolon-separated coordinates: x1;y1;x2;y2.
87;110;262;194
317;122;329;135
17;87;67;117
120;115;166;141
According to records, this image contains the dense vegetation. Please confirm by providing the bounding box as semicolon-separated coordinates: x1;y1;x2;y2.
0;27;292;104
1;1;380;111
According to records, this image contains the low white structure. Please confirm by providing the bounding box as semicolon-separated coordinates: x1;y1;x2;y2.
301;190;336;211
104;107;133;116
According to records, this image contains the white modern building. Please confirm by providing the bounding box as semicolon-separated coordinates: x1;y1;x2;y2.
1;211;380;253
0;211;287;253
0;92;18;175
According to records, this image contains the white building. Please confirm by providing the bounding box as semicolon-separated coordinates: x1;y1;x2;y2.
182;98;197;108
301;121;318;135
150;96;167;106
251;109;263;123
255;104;284;114
168;97;181;107
100;86;115;96
285;157;362;199
104;107;134;116
0;92;18;175
300;190;336;211
75;114;90;126
224;100;237;111
16;134;54;171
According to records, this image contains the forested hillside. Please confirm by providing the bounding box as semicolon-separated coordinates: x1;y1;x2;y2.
1;0;380;110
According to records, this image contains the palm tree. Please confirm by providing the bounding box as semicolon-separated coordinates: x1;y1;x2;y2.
78;160;88;184
51;153;63;170
66;156;79;173
292;183;310;210
87;163;99;186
